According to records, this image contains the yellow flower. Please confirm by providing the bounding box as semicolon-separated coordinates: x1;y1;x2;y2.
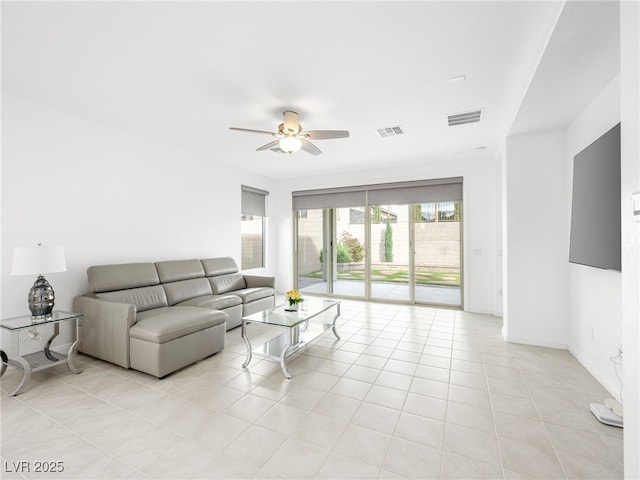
286;289;304;305
287;289;301;300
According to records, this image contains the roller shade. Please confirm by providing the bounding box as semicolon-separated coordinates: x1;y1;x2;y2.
292;190;367;210
292;177;462;210
367;180;462;205
242;185;268;216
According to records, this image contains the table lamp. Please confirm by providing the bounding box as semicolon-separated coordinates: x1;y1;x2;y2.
11;244;67;318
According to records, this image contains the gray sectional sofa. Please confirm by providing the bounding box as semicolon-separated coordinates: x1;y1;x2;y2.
72;257;275;378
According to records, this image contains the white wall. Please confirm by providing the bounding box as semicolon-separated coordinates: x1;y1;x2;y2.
1;94;278;346
566;76;622;398
503;129;569;348
620;0;640;475
272;156;498;315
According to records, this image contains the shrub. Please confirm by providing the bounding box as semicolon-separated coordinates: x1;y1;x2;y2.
320;244;354;263
340;232;364;262
337;244;353;263
384;216;393;262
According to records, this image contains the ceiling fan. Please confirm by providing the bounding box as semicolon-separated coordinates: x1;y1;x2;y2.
230;110;349;155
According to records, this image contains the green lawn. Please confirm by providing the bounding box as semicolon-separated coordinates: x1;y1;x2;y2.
304;268;460;286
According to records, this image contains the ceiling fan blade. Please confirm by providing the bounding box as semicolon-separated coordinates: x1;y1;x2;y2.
230;127;277;136
256;140;281;151
270;147;287;154
282;111;300;134
304;130;350;140
300;139;322;156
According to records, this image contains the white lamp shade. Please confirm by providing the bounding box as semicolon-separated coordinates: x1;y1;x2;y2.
279;136;302;153
11;245;67;275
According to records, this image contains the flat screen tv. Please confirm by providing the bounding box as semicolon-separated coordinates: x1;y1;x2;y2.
569;122;621;271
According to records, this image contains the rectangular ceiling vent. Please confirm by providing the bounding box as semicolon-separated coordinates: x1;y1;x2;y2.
447;109;482;127
376;125;405;138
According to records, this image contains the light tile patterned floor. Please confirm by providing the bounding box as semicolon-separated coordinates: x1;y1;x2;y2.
0;300;624;479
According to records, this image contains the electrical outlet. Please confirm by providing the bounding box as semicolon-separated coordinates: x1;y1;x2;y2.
587;325;594;339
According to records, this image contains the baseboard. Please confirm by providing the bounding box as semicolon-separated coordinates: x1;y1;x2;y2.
502;333;568;350
461;303;496;315
568;347;621;400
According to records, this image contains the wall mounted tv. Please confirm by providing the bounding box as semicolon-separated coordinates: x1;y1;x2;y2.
569;122;621;271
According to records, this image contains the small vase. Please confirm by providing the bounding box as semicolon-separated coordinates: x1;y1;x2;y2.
286;303;298;312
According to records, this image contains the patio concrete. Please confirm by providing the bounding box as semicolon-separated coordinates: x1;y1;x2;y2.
298;278;461;306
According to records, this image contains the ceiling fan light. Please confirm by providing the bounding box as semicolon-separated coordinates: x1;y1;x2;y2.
279;136;302;154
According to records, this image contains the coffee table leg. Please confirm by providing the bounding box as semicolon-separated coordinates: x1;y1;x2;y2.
280;342;293;379
331;303;341;340
67;339;82;374
279;325;300;379
241;322;253;369
0;350;7;377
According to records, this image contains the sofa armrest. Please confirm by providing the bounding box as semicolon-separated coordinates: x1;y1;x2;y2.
73;295;137;369
243;274;275;289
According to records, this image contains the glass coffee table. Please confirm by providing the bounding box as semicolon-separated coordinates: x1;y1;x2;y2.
241;298;341;379
0;311;83;395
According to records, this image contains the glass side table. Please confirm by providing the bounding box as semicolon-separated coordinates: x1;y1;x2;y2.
0;310;83;395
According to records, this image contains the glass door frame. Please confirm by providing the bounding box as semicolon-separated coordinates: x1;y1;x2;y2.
293;201;463;309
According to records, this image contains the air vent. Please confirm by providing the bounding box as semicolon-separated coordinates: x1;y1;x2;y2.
447;109;482;127
376;125;405;138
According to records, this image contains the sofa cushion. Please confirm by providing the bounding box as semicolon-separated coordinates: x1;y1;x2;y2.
232;287;275;304
96;285;168;312
177;294;242;310
244;274;275;289
201;257;239;277
155;259;205;283
209;272;247;295
131;307;227;344
88;263;159;293
163;278;213;306
243;296;275;318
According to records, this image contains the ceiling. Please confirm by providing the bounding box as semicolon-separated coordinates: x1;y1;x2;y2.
1;1;620;180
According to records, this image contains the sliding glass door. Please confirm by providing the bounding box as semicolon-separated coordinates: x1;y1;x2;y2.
369;204;411;302
414;201;462;306
296;208;328;295
333;207;366;297
296;207;367;298
293;178;462;308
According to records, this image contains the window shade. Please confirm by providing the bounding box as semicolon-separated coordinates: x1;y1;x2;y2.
292;177;462;210
242;185;268;216
291;190;367;210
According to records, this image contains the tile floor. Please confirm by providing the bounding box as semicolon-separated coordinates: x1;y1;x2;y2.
0;300;624;479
